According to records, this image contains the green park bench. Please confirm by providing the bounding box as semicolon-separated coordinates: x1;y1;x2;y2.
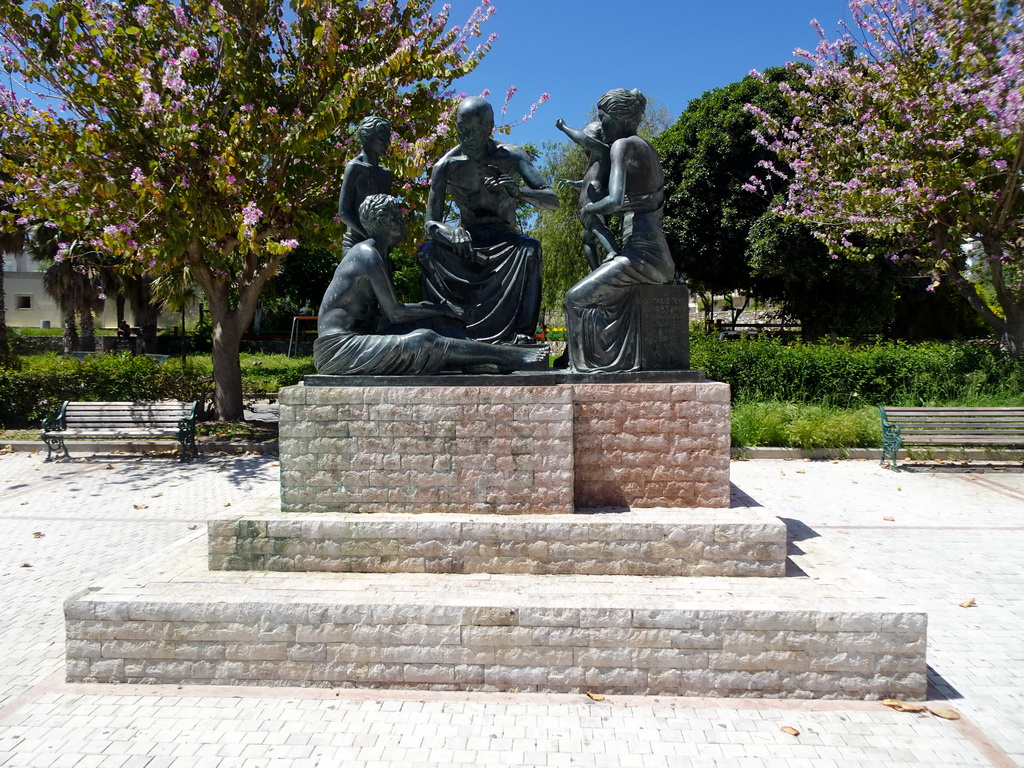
878;405;1024;470
41;400;199;462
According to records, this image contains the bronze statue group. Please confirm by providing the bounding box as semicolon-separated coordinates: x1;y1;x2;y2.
315;88;673;377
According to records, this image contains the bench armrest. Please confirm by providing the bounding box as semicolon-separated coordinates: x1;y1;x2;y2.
878;405;903;469
40;400;69;433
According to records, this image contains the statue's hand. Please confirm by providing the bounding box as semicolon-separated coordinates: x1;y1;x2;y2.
443;301;466;322
433;223;474;262
483;170;520;199
555;117;566;131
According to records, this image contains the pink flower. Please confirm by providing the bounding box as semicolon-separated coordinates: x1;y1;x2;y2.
241;202;262;227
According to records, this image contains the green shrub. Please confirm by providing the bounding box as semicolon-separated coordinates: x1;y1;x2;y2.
691;333;1023;406
0;352;315;427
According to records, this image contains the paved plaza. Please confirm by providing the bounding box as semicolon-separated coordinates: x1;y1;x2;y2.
0;449;1021;767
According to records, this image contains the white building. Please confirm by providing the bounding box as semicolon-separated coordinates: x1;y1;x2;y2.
2;250;182;330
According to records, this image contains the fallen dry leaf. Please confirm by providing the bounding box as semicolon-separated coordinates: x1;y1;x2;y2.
133;504;148;510
959;598;976;608
32;532;44;538
781;726;799;736
884;516;895;522
929;708;961;720
796;470;806;474
586;691;605;701
151;492;163;498
105;464;115;469
897;703;927;713
0;445;12;455
19;563;31;568
883;699;927;713
223;502;232;507
187;524;199;530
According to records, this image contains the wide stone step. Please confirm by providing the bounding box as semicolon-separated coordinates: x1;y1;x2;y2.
65;535;926;700
207;508;787;577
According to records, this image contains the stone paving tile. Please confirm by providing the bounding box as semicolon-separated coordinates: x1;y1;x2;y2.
0;453;1021;766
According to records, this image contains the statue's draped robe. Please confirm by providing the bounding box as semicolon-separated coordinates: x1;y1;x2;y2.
417;222;542;344
565;193;674;372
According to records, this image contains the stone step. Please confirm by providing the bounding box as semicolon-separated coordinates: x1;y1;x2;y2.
65;535;927;700
207;508;787;577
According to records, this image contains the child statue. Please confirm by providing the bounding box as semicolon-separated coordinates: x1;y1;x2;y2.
338;116;394;255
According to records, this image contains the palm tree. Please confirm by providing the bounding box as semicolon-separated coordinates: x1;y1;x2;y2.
152;266;201;364
30;228;104;353
41;252;103;353
0;181;23;365
0;230;23;366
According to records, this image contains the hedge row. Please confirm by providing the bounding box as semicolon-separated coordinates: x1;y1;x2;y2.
0;353;314;427
1;339;1021;428
691;335;1022;407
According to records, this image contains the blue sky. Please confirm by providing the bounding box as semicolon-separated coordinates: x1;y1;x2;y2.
437;0;854;150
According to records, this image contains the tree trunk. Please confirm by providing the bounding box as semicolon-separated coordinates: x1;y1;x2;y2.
61;311;78;354
998;319;1024;358
131;278;160;353
187;240;288;421
79;305;96;352
209;303;246;421
948;235;1024;358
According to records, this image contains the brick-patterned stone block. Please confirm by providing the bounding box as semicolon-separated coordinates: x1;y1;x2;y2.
207;510;787;577
279;378;731;514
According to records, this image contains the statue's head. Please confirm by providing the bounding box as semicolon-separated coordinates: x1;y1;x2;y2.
358;194;406;242
597;88;646;139
455;96;494;159
356;115;392;155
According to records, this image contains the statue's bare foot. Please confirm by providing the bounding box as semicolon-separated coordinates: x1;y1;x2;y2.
496;344;549;374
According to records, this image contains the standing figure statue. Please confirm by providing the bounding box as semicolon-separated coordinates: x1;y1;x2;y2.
418;96;559;344
338;116;394;256
314;194;548;376
555;117;618;270
564;89;675;372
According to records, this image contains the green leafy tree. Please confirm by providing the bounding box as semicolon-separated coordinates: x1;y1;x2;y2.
651;66;872;333
0;0;495;418
654;69;803;299
749;0;1024;354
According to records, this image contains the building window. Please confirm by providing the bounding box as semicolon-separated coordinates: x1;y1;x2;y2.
15;295;32;310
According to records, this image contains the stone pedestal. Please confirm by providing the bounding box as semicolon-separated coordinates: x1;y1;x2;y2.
63;370;930;701
279;372;730;513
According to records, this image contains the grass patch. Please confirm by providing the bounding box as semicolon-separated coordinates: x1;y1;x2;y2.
732;403;882;449
196;421;278;442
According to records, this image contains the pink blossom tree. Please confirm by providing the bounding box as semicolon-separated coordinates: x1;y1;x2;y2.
748;0;1024;354
0;0;496;418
